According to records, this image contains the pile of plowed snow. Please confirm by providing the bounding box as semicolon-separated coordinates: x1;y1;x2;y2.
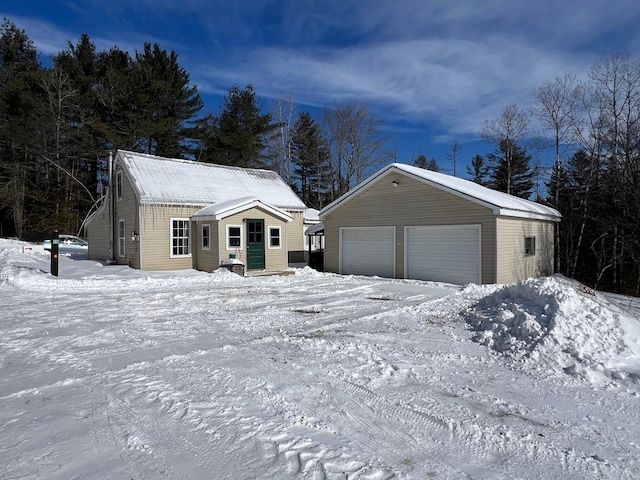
465;275;640;385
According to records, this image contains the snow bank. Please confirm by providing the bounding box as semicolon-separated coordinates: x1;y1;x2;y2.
466;275;640;385
0;239;248;292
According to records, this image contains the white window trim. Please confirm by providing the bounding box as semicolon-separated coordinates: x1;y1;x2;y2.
170;218;191;258
202;224;211;251
268;225;282;249
116;170;123;201
226;224;243;250
524;236;536;256
118;219;126;257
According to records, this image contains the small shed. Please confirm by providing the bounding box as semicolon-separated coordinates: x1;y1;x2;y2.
319;163;561;285
191;197;293;273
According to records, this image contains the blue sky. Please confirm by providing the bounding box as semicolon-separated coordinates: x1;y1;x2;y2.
4;0;640;176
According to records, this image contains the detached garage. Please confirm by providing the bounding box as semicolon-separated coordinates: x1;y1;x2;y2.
319;163;561;285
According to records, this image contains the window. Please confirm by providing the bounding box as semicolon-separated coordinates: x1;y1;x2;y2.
202;224;211;250
269;226;281;249
524;236;536;256
118;219;126;257
171;218;190;257
227;225;243;250
116;170;123;200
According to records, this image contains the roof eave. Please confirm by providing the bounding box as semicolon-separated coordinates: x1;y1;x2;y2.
496;208;562;222
193;199;293;222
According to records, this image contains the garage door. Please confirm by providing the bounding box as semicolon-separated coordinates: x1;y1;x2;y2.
405;225;481;285
340;227;395;278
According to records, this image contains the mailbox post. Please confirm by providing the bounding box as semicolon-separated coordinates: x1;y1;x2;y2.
51;231;59;277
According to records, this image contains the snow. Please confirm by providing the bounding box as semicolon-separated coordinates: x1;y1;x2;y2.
393;163;561;218
305;209;321;222
2;239;640;479
119;150;307;211
193;197;293;222
320;164;561;221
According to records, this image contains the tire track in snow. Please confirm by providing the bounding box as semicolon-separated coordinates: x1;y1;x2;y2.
87;354;397;479
300;351;627;480
247;307;629;480
87;364;267;478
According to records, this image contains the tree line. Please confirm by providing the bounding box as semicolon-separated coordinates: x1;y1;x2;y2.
0;19;391;241
468;56;640;295
2;18;640;294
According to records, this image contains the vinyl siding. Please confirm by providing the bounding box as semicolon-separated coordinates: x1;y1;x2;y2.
138;204;198;271
496;217;555;284
286;211;306;263
193;222;220;272
115;167;142;268
324;171;497;283
215;207;288;272
86;204;110;261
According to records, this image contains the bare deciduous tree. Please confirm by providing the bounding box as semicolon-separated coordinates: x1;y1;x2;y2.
322;102;390;199
445;141;463;176
482;104;529;195
532;72;579;272
267;97;296;184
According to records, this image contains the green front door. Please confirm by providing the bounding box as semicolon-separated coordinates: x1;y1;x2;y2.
246;219;265;269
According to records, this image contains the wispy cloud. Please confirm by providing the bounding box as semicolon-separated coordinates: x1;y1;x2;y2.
4;0;640;148
198;35;592;136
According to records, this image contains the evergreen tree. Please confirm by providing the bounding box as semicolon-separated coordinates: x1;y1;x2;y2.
487;139;535;198
129;42;203;157
197;85;277;168
467;154;490;185
291;112;330;208
545;159;572;274
93;45;135;150
413;154;439;171
0;19;44;237
39;35;103;234
413;154;428;169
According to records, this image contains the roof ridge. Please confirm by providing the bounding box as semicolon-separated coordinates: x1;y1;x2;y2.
118;150;278;174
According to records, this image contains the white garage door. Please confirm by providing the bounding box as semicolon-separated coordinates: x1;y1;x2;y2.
340;227;395;278
405;225;481;285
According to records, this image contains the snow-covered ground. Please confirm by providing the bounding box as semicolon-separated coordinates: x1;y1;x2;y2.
1;238;639;480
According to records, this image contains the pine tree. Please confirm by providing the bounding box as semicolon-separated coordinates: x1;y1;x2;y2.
467;154;490;185
197;85;278;168
487;139;535;198
291;112;330;208
130;42;203;157
413;154;439;171
0;19;44;238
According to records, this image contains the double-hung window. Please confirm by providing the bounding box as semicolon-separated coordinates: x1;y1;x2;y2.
171;218;191;257
116;171;123;200
118;219;126;257
268;226;281;249
226;225;243;250
202;224;211;250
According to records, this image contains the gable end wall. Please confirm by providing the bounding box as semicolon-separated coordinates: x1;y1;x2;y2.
324;171;497;283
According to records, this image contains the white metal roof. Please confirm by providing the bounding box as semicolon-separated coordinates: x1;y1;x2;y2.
320;163;561;222
304;208;320;223
305;222;325;235
117;150;306;211
192;196;293;222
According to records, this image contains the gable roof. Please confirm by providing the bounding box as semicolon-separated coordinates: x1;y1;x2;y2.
192;196;293;222
117;150;306;211
319;163;561;221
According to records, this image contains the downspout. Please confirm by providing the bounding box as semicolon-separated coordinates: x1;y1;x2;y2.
107;151;117;264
